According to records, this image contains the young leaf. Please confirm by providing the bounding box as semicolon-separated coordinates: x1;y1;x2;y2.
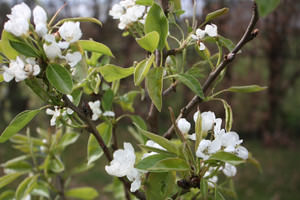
46;63;73;94
145;3;169;50
117;91;140;112
136;31;159;52
146;67;163;111
205;8;229;23
218;36;235;52
256;0;280;17
145;172;176;200
0;172;24;189
215;188;226;200
139;145;176;156
225;85;267;93
78;40;113;57
31;181;50;198
0;108;44;143
0;190;15;200
148;157;190;172
25;79;49;102
102;89;114;111
1;30;19;59
134;124;178;155
49;155;64;173
134;54;155;86
98;64;134;82
136;0;153;6
15;175;38;200
87;122;112;165
58;132;80;149
136;154;173;171
218;99;233;132
171;73;204;99
9;41;39;58
201;178;208;198
66;187;99;200
209;151;244;165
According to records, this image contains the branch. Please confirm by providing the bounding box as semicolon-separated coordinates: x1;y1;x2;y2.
163;2;259;139
62;96;146;200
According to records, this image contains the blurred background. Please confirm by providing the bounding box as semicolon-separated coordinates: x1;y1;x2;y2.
0;0;299;199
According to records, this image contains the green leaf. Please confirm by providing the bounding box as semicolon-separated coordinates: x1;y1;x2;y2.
201;178;208;199
58;132;80;149
0;173;24;189
146;67;163;111
221;99;233;132
130;115;147;130
117;91;140;112
145;172;176;200
87;122;112;165
134;54;155;85
215;188;226;200
1;155;31;173
0;108;43;143
136;154;174;171
139;145;176;156
49;155;64;173
31;181;50;198
218;36;235;51
25;79;49;102
98;64;134;82
225;85;267;93
205;8;229;23
256;0;280;17
15;175;38;200
78;40;113;57
136;31;159;52
136;0;153;6
46;63;73;94
0;74;4;82
0;191;15;200
71;89;83;106
102;89;114;111
66;187;99;200
1;30;19;59
9;41;39;57
148;157;190;172
55;17;102;27
171;73;204;98
134;124;178;155
209;151;244;165
145;3;169;50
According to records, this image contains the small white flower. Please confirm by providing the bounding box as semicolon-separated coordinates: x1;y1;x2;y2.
4;3;31;37
222;163;237;177
208;139;221;154
109;4;125;19
65;51;82;67
221;131;243;153
205;24;218;37
88;100;102;121
103;111;115;117
196;139;211;160
177;118;191;134
33;6;48;37
46;106;61;126
43;43;62;60
235;145;248;160
120;0;135;8
194;111;216;132
192;28;206;40
58;21;82;43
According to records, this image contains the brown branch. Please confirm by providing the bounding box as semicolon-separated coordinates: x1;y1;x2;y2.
163;2;259;139
62;96;146;200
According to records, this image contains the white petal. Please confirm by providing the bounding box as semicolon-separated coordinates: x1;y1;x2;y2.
177;118;191;134
222;163;237;177
199;42;206;51
188;133;196;141
236;146;248;160
205;24;218;37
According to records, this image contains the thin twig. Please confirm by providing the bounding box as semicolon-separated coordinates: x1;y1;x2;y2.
163;2;259;139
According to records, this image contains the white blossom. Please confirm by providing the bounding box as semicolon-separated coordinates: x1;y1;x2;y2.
109;4;125;19
4;3;31;36
88;100;102;121
192;28;206;40
33;6;48;36
2;57;40;82
196;139;211;160
222;163;237;177
58;21;82;43
205;24;218;37
220;131;243;153
105;142;141;192
43;42;62;60
235;145;248;160
103;111;115;117
46;106;61;126
193;111;216;132
65;51;82;67
177;118;191;134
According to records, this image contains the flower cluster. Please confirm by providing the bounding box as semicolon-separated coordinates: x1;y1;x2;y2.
46;95;74;126
88;100;115;121
177;111;249;186
191;24;218;50
3;56;40;82
105;143;141;192
109;0;147;30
